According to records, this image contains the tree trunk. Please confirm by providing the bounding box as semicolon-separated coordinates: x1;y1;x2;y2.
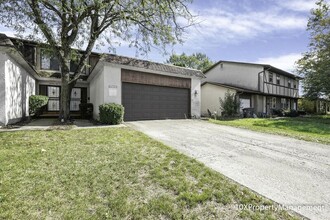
60;74;72;122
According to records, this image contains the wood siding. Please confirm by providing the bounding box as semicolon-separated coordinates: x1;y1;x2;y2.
121;69;191;89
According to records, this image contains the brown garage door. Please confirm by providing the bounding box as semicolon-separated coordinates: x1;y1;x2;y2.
122;82;190;121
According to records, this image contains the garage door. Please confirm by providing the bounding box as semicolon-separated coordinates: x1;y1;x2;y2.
122;82;190;121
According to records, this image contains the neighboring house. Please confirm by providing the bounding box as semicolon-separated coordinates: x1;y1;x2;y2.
201;60;302;116
0;34;204;126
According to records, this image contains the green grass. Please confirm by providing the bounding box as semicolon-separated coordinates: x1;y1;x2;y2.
0;128;298;219
210;115;330;145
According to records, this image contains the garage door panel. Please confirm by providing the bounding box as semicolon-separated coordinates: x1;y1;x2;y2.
122;83;190;121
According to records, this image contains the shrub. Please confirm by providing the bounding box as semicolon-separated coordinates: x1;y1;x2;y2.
284;109;300;117
271;108;284;116
298;98;316;113
99;103;124;125
219;90;241;117
29;95;49;116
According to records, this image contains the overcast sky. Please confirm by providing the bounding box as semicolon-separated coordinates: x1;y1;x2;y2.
0;0;316;72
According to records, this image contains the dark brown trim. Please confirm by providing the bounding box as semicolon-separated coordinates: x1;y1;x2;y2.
121;69;191;89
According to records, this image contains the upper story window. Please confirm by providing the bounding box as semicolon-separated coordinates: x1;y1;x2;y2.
293;81;297;89
40;49;59;70
288;80;291;88
269;72;273;83
276;76;280;85
70;60;87;74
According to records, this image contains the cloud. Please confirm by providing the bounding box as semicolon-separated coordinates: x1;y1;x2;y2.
276;0;316;12
255;53;303;71
183;4;308;47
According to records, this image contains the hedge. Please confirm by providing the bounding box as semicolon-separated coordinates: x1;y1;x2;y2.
29;95;49;116
99;103;124;125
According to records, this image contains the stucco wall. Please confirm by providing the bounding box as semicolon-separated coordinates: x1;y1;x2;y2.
201;83;236;116
89;67;104;119
0;52;6;126
203;62;263;91
1;53;36;125
103;65;122;105
191;77;201;118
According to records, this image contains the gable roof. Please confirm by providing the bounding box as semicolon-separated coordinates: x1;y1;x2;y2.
103;54;205;78
204;60;302;79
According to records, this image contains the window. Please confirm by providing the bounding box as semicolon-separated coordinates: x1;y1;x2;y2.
281;98;287;109
70;60;87;74
40;49;59;70
293;81;297;89
276;76;280;85
269;72;273;83
70;60;78;72
269;97;276;108
288;80;291;88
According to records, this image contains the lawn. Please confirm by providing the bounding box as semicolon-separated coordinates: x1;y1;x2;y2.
0;127;298;219
210;115;330;145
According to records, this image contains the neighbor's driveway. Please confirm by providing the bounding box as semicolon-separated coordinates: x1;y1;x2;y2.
128;119;330;220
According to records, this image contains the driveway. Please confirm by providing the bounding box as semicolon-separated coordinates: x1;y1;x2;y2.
128;119;330;220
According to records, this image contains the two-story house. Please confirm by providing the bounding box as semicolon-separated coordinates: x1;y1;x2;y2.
201;60;301;116
0;34;204;126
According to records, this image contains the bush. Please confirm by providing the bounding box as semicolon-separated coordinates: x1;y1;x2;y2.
99;103;124;125
271;108;284;116
29;95;49;116
219;90;241;117
284;109;300;117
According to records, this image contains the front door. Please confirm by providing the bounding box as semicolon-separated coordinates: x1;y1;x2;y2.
47;86;60;111
70;88;81;111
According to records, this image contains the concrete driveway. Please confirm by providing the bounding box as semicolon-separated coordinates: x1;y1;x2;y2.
128;119;330;220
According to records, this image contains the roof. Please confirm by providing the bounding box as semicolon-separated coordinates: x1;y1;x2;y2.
104;54;205;78
204;60;303;80
1;33;204;79
202;82;261;94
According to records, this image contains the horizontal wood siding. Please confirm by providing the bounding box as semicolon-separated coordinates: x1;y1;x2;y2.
121;69;191;89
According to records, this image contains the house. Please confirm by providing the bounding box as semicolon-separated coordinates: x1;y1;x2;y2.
201;60;302;116
0;34;204;126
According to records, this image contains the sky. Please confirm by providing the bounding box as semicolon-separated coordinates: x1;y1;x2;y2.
0;0;317;73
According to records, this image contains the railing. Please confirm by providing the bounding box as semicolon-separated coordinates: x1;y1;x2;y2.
263;82;299;98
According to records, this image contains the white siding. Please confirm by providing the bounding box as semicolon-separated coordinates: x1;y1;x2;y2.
201;83;236;116
0;52;36;125
203;62;263;91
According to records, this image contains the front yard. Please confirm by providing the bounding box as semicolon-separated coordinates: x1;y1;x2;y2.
0;127;298;219
210;115;330;145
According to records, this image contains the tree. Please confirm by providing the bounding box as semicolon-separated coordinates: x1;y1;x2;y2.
0;0;194;121
166;52;213;71
219;90;241;117
297;0;330;100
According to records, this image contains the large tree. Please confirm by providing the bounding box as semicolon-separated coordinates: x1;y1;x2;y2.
0;0;194;121
297;0;330;100
166;52;213;71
